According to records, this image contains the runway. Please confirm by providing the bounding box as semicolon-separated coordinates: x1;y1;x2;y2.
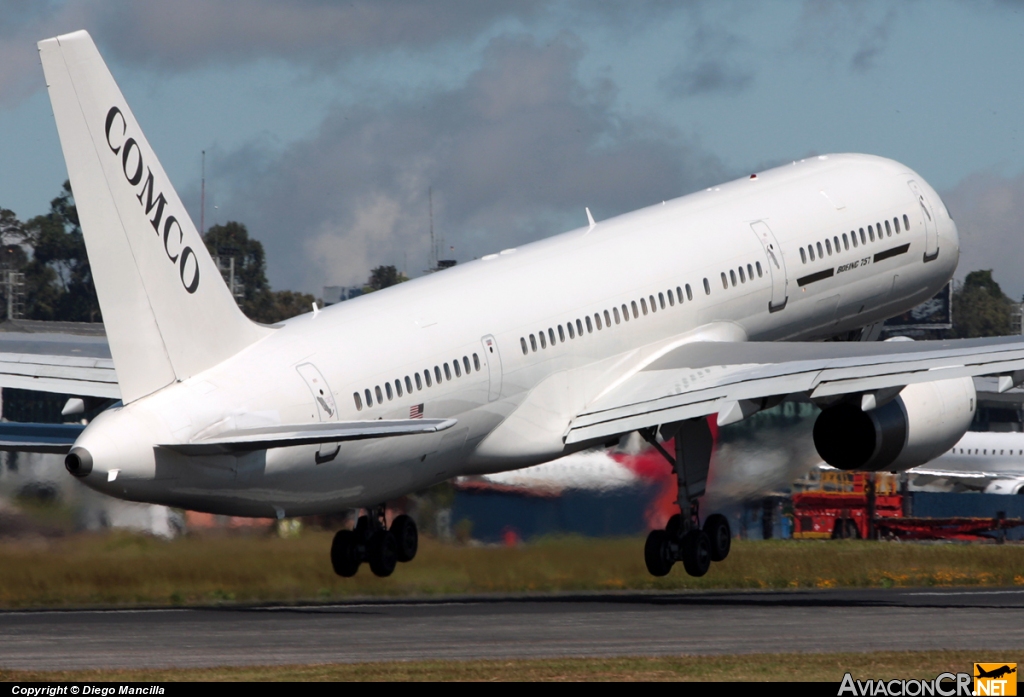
2;588;1023;671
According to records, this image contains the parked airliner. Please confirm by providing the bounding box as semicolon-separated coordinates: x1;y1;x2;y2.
910;430;1024;494
17;30;1024;579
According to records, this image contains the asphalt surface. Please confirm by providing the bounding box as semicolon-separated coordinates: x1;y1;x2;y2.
2;588;1023;671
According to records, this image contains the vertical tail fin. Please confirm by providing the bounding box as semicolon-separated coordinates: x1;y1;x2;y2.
38;31;271;403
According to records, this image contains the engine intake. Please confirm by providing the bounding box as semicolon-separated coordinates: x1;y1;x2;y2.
813;377;975;471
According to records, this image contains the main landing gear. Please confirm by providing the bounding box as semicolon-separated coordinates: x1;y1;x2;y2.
640;419;731;577
330;505;418;578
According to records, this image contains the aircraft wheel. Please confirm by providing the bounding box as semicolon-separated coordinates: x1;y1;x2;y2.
644;529;674;577
330;530;360;577
391;514;418;563
665;514;683;539
680;530;712;577
368;531;398;578
703;513;731;562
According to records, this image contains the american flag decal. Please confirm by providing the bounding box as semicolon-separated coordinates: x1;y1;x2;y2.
410;404;424;419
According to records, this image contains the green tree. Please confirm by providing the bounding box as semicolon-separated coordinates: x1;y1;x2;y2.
263;289;317;324
203;221;277;321
951;269;1015;338
21;181;100;322
363;265;407;293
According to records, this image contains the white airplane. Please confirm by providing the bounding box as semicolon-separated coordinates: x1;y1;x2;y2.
16;29;1024;580
909;430;1024;494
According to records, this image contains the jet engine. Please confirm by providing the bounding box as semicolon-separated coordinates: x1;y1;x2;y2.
984;479;1024;495
813;377;975;471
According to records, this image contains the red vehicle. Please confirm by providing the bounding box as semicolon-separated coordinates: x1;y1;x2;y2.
791;470;1021;541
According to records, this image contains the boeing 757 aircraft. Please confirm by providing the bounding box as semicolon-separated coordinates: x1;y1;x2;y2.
15;30;1024;579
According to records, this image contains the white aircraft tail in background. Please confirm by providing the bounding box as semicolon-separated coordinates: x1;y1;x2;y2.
38;31;270;403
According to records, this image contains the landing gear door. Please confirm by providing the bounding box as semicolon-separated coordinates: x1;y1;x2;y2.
908;180;939;261
296;362;340;463
481;335;503;402
751;221;788;312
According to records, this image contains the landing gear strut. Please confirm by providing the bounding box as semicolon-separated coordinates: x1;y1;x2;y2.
331;504;419;578
640;419;731;577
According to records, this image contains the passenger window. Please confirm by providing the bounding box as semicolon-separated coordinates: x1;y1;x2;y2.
721;272;728;289
375;386;383;403
464;356;471;374
816;242;823;258
739;266;746;283
747;264;753;280
677;286;684;304
354;392;362;410
395;379;402;397
800;247;807;264
453;360;461;378
558;325;565;342
415;373;423;390
440;363;449;380
568;322;576;338
868;225;874;242
851;230;858;248
604;310;612;326
704;278;711;295
529;334;537;352
825;239;832;255
843;233;849;250
595;313;602;330
729;270;737;286
885;220;891;236
385;383;393;400
613;307;621;323
539;332;547;349
405;376;413;393
435;366;442;383
576;319;584;335
903;214;909;229
833;236;840;252
621;304;630;321
658;293;665;310
585;316;593;332
809;245;815;261
859;228;866;245
548;328;556;345
755;262;762;277
894;217;900;233
365;388;373;407
473;354;481;371
520;337;528;355
631;301;639;318
641;298;648;315
649;295;657;312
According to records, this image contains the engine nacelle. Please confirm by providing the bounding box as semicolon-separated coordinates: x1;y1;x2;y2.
813;377;975;471
984;479;1024;495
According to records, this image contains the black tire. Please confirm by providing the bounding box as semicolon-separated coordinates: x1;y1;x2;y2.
703;513;731;562
368;531;398;578
680;530;712;577
330;530;360;577
354;515;370;537
391;514;418;563
644;529;674;577
665;514;683;539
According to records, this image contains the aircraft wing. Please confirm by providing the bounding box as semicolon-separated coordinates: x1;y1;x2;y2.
161;418;458;455
566;336;1024;445
0;325;119;399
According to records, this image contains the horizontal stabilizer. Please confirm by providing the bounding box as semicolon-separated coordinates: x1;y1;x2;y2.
161;418;458;455
0;352;119;398
0;422;86;454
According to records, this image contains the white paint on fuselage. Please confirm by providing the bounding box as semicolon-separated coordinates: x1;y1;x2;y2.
76;153;959;516
920;430;1024;479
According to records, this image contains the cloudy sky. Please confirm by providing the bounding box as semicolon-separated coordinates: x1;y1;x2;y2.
1;0;1024;297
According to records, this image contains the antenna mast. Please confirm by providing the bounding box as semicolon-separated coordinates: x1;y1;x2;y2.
428;186;436;269
200;150;206;236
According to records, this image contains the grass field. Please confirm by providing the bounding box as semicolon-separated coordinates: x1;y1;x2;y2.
0;651;1011;682
1;531;1023;608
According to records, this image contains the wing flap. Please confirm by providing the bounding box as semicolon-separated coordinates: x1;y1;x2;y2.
162;418;458;455
567;336;1024;445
